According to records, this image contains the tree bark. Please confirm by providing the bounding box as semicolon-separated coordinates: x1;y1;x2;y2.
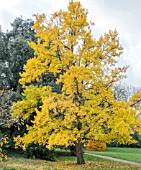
75;142;85;164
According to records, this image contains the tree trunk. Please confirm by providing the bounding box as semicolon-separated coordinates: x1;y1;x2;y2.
75;142;85;164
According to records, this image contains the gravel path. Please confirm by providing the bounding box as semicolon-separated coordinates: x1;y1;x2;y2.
85;153;141;166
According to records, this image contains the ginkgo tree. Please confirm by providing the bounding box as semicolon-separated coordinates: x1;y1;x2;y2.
11;1;141;164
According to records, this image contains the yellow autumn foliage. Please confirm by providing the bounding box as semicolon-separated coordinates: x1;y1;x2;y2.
11;1;141;161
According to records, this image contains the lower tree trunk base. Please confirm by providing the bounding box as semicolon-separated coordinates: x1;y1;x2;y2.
75;142;85;164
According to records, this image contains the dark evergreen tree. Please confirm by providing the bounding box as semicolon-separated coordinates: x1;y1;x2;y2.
0;17;36;149
0;17;36;91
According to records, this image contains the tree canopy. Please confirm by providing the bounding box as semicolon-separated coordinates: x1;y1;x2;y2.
11;1;141;164
0;17;35;91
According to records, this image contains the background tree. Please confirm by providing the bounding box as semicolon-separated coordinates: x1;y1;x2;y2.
0;28;8;90
114;83;140;102
0;17;35;91
0;17;36;150
11;1;141;164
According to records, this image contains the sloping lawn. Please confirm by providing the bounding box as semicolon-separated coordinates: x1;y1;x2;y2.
0;150;141;170
86;147;141;163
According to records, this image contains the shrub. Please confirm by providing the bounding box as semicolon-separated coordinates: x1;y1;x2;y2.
69;145;76;156
86;140;106;151
25;143;55;161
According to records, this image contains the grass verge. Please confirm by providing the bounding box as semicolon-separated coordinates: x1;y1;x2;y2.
86;147;141;163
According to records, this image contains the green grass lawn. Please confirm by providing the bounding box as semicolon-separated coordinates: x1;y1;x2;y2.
86;147;141;163
0;149;141;170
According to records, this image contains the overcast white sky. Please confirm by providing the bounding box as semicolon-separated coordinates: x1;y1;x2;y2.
0;0;141;87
